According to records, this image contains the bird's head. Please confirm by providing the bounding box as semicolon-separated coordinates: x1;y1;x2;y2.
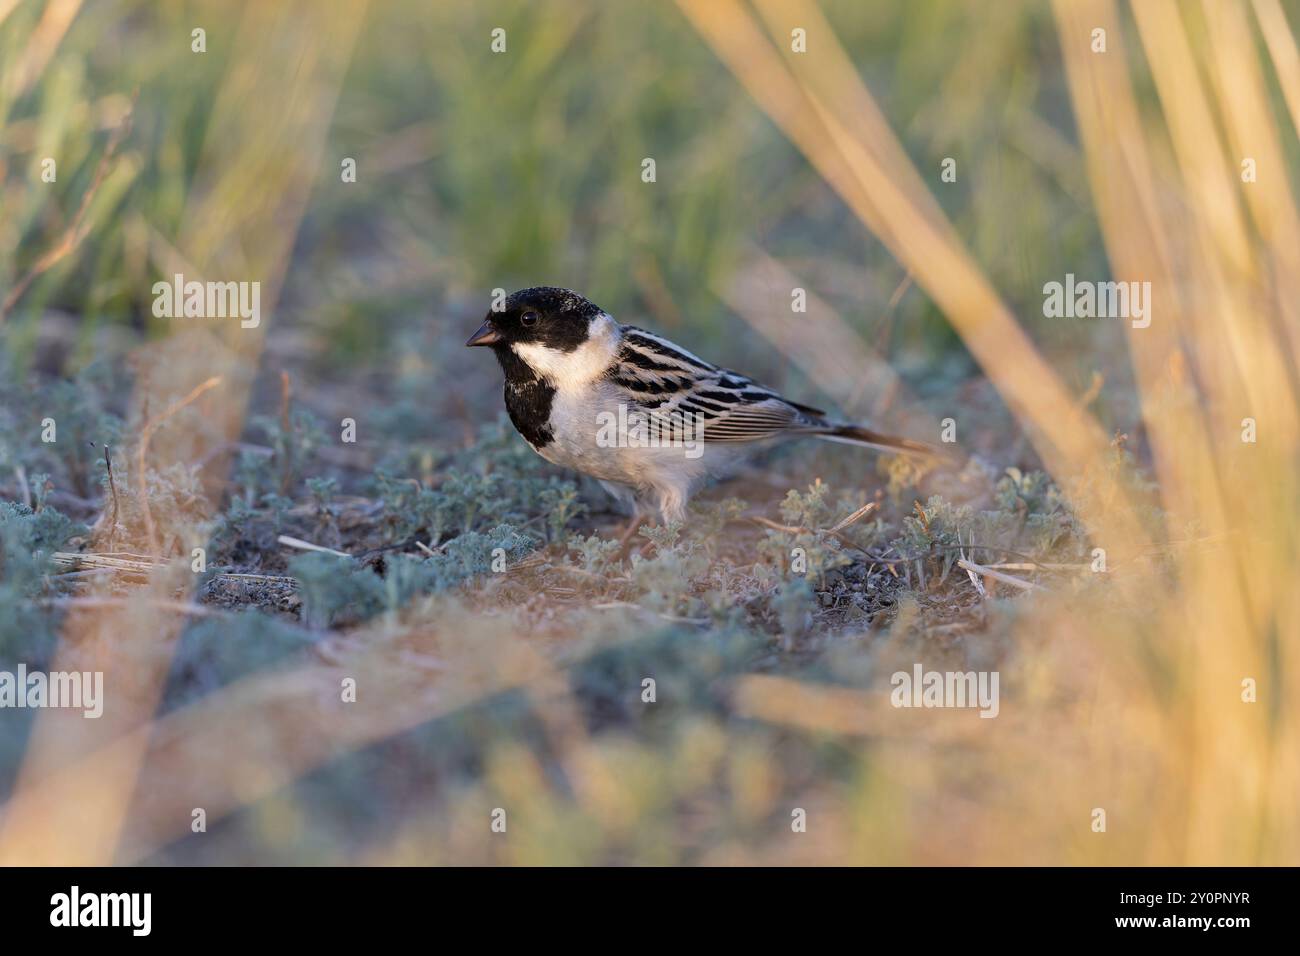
465;287;604;353
466;287;619;384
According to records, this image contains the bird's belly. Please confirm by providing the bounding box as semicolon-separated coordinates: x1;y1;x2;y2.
537;391;723;486
534;401;635;482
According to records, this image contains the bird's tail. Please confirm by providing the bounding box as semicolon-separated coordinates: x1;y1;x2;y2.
812;422;945;460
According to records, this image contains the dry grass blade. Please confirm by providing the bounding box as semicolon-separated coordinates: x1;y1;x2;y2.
749;515;807;535
1205;0;1300;376
51;551;157;576
51;551;297;586
1253;0;1300;141
956;558;1042;592
828;501;877;533
1132;0;1253;274
0;0;82;100
0;0;22;31
1054;0;1300;862
0;89;135;322
277;534;350;558
135;376;222;558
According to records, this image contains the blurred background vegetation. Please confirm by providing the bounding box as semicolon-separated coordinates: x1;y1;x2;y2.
0;0;1296;865
1;0;1138;388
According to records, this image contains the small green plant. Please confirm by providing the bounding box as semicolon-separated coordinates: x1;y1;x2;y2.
778;479;835;529
246;408;328;500
0;499;82;580
0;498;84;657
539;483;587;544
756;481;854;588
567;533;622;576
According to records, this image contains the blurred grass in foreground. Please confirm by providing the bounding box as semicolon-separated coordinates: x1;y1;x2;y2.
0;0;1296;864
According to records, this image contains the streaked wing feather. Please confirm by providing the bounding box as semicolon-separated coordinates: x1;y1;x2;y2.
608;330;824;443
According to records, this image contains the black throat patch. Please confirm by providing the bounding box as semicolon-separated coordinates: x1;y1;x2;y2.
493;346;556;449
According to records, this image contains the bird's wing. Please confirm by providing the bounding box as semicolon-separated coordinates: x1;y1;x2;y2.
607;328;826;443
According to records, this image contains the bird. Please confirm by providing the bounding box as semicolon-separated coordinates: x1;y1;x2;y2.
466;287;937;533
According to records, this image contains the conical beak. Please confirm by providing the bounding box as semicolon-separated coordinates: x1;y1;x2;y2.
465;318;502;347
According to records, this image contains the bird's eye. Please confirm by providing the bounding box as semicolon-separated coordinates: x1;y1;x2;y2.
520;310;540;327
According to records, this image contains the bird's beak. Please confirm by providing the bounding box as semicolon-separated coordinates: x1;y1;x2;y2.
465;318;502;347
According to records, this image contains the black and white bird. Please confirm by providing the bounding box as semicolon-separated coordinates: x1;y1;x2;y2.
466;287;936;527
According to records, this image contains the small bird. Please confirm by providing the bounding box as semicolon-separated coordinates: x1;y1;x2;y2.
466;287;936;529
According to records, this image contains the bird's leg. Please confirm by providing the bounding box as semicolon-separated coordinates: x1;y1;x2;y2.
616;514;648;555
